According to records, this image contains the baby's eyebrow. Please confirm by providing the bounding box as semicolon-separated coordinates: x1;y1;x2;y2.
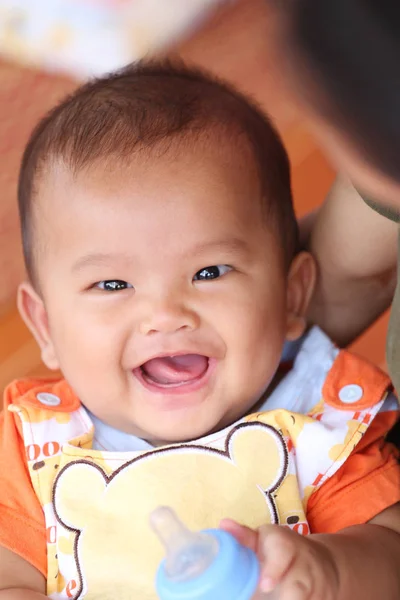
189;238;251;257
71;239;251;273
71;252;133;273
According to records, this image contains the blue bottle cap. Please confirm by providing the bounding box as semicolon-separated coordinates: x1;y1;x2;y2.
151;507;260;600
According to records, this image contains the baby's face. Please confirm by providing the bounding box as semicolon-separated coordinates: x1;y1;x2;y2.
21;143;307;444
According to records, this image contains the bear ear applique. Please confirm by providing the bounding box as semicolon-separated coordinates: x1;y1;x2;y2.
228;423;288;494
53;461;107;531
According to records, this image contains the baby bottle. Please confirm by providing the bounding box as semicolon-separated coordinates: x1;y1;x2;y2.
151;506;277;600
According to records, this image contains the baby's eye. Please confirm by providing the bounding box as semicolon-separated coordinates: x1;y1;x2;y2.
95;280;133;292
193;265;232;281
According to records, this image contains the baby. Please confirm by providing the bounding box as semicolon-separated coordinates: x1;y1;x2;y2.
0;62;399;600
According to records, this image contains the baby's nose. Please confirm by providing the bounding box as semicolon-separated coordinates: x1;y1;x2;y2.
137;294;200;336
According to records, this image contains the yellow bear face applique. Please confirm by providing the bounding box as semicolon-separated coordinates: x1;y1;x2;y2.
53;423;288;600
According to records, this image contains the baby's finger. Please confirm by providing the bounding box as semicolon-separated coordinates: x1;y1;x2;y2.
258;526;298;592
219;519;258;553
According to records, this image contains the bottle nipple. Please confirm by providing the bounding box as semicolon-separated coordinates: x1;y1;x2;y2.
150;506;219;583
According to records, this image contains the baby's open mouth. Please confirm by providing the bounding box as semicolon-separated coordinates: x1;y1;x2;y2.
138;354;210;388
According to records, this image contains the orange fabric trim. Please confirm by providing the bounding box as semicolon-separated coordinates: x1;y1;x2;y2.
0;384;48;575
323;350;391;411
307;411;400;533
7;378;81;412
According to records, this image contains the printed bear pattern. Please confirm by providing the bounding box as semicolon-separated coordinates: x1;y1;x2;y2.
53;423;288;600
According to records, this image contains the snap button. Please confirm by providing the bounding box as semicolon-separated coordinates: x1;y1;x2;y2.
37;392;61;407
338;384;363;404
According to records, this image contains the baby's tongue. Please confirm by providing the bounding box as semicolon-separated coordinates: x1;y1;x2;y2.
141;354;208;385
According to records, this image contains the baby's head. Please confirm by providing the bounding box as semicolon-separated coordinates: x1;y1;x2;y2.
17;62;315;444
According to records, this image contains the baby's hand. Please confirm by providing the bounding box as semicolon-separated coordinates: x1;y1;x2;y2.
220;520;339;600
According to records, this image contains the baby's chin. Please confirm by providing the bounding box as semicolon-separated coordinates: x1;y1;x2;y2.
142;425;220;447
140;411;252;447
95;391;263;446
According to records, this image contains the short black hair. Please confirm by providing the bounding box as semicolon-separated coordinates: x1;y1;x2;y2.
18;61;298;281
281;0;400;182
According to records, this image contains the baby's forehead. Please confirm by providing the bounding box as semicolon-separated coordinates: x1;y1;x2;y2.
33;145;267;254
37;133;262;204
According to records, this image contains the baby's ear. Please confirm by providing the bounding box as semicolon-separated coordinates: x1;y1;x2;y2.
53;462;107;530
17;281;60;370
285;252;316;341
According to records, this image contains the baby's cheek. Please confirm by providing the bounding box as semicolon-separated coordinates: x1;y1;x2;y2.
56;327;126;404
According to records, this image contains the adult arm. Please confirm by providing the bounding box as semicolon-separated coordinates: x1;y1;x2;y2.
303;175;398;346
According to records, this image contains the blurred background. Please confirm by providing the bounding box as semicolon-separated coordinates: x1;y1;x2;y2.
0;0;389;394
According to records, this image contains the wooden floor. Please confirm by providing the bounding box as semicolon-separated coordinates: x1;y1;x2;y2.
0;0;389;397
